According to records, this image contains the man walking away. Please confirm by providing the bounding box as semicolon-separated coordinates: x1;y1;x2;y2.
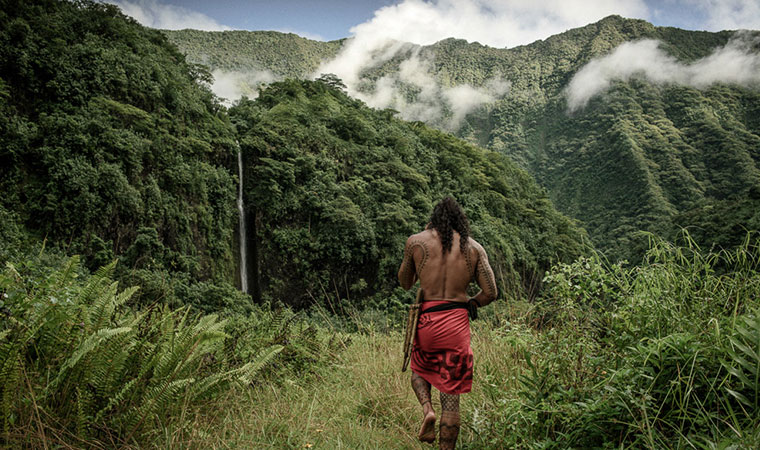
398;197;498;449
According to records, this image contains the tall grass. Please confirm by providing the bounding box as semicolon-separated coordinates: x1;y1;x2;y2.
177;232;760;448
472;232;760;448
3;232;759;448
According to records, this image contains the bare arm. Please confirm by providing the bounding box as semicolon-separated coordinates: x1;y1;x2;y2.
471;243;498;307
398;237;428;290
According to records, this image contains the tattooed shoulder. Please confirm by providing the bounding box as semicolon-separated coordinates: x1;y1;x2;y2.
476;244;496;298
406;238;429;273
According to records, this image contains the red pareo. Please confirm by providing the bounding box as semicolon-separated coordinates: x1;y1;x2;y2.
410;300;473;395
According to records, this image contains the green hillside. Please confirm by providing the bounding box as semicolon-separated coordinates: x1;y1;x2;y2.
0;0;583;308
231;78;584;306
0;0;245;309
167;17;760;261
445;17;760;260
165;29;343;78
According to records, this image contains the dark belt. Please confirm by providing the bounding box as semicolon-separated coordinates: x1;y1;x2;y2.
420;299;478;320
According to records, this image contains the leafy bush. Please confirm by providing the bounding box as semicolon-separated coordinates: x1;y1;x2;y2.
476;233;760;448
0;255;343;447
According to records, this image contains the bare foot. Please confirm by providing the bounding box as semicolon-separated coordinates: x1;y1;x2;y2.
418;411;436;443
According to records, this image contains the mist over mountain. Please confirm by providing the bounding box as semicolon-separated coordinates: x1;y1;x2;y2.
167;17;760;260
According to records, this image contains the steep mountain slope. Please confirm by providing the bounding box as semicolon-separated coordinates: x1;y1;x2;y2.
167;18;760;261
231;79;585;306
0;0;584;310
0;0;242;307
442;17;760;259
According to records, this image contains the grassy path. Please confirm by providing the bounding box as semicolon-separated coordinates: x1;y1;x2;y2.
184;318;527;449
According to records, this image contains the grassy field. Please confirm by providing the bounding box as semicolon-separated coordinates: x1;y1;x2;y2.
5;235;759;448
177;308;527;449
173;236;760;449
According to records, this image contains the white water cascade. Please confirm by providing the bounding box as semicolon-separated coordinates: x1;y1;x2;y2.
237;146;249;294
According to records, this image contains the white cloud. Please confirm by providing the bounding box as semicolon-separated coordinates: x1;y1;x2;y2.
344;50;509;130
685;0;760;31
565;33;760;111
353;0;648;49
104;0;232;31
319;0;649;88
316;0;646;129
210;69;278;105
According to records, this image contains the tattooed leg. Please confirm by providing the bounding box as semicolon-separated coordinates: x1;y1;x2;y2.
412;372;436;443
439;392;460;450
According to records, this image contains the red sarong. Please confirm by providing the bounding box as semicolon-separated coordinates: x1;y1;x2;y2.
410;300;473;395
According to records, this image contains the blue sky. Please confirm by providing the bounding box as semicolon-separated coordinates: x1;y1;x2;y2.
107;0;760;44
163;0;397;40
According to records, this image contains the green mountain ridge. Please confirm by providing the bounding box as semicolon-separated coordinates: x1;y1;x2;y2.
231;77;584;306
167;29;343;78
0;0;583;309
166;17;760;261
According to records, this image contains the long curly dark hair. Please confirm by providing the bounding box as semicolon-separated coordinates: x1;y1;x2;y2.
429;196;470;254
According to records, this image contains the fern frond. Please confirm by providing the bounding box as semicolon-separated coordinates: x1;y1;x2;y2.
91;260;117;283
50;255;81;289
122;378;195;433
94;378;137;424
51;327;133;390
238;345;284;385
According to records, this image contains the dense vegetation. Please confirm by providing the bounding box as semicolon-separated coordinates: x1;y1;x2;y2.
0;251;341;447
472;232;760;447
0;0;243;310
231;78;585;307
168;17;760;262
166;29;342;78
2;1;759;447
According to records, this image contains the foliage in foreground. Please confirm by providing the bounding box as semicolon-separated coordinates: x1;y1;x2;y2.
0;255;344;447
472;233;760;448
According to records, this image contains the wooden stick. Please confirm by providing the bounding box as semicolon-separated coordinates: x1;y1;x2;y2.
401;288;422;372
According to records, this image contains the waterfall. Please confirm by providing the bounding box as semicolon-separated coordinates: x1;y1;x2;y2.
237;146;248;294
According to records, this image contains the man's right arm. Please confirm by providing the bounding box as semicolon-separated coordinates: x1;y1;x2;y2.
471;241;498;307
398;236;426;290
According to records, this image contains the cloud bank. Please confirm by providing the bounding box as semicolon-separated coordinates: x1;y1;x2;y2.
319;0;648;86
209;70;278;105
355;50;510;129
566;34;760;111
317;0;647;129
105;0;760;123
105;0;232;31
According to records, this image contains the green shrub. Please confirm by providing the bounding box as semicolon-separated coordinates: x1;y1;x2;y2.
0;257;281;446
478;233;760;448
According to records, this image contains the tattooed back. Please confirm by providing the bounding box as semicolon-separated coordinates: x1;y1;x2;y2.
398;229;497;306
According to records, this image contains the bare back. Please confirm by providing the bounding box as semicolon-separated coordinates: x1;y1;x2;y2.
398;229;497;306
